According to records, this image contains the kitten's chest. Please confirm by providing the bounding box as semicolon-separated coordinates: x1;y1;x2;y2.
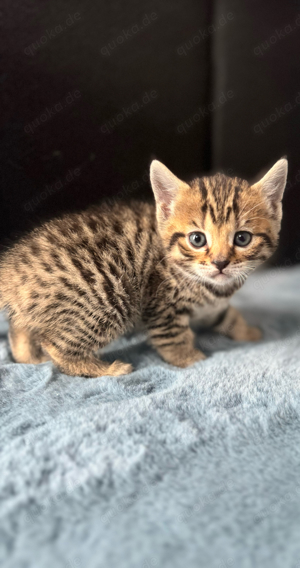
170;276;229;327
189;299;229;328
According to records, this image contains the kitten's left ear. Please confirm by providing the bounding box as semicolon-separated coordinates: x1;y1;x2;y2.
252;158;288;204
150;160;189;221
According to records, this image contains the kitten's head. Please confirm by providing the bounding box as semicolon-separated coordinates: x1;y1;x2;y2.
150;158;288;289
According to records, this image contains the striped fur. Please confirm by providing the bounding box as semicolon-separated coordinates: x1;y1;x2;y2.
0;160;287;377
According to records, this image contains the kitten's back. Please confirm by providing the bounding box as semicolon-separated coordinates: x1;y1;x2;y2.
0;200;158;336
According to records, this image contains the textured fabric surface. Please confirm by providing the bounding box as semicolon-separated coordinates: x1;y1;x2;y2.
1;267;300;568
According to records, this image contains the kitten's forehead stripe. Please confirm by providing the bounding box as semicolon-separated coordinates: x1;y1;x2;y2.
194;175;252;227
225;207;232;223
211;174;233;204
201;203;208;219
208;204;216;224
198;178;207;201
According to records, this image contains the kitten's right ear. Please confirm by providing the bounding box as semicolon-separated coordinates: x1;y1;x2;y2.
252;158;288;205
150;160;187;221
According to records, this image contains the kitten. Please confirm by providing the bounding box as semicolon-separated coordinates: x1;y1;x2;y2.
0;158;287;377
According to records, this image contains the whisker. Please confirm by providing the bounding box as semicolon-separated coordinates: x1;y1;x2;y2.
239;216;268;224
238;199;266;219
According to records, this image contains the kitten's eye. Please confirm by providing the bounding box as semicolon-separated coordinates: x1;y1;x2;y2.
234;231;252;247
189;232;207;248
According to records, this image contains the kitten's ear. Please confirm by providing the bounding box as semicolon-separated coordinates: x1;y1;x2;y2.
252;158;288;204
150;160;188;220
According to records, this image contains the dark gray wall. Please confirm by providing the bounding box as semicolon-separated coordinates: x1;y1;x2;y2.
1;0;210;242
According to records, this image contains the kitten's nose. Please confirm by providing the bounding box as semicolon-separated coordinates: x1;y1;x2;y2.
212;259;230;272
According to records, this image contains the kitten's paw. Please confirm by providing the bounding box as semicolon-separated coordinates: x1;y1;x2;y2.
108;360;133;376
168;348;206;368
234;325;262;342
245;326;263;342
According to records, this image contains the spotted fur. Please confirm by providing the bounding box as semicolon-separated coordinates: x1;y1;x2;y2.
0;159;288;377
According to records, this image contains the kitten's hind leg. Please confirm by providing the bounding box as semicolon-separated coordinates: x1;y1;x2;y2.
9;325;50;364
42;341;132;378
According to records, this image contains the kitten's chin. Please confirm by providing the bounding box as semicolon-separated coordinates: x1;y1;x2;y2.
200;271;236;287
209;273;235;287
212;273;230;282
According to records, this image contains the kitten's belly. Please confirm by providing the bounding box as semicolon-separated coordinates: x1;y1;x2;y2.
190;299;229;328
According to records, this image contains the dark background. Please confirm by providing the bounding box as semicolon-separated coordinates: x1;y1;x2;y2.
1;0;300;264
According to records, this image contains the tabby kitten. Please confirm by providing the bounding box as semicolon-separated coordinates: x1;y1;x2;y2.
0;158;287;377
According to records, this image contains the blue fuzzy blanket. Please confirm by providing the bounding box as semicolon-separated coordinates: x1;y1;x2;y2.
1;266;300;568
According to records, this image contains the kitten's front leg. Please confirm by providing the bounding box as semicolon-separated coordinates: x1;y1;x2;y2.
214;305;262;342
144;307;206;367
